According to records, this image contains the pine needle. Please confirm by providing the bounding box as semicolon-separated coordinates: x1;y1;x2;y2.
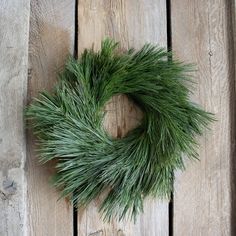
26;38;214;222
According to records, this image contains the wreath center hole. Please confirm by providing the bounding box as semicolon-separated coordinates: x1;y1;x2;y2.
103;94;143;139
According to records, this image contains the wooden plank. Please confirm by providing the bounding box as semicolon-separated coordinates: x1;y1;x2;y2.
171;0;235;235
26;1;75;235
77;1;169;235
0;0;30;235
231;1;236;235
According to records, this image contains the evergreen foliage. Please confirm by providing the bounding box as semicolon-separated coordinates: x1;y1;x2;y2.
26;39;213;221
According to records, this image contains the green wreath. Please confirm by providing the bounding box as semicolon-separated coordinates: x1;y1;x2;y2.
26;39;213;221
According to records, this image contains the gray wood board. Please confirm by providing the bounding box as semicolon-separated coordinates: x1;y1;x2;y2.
0;0;30;235
26;0;75;235
77;1;169;235
172;0;235;235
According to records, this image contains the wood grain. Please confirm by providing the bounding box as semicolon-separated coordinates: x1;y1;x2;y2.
0;0;30;235
26;0;75;235
77;1;169;235
171;0;235;235
231;0;236;235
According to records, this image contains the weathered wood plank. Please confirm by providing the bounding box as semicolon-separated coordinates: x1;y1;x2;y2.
171;0;235;235
0;0;30;235
26;1;75;235
77;1;169;235
231;1;236;235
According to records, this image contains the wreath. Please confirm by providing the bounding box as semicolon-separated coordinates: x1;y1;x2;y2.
26;39;213;221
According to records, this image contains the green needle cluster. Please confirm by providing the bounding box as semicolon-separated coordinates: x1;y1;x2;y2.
26;39;213;222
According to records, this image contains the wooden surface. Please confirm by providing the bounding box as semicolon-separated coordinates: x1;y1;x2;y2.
0;0;30;235
171;0;235;235
231;1;236;234
77;1;169;235
26;0;74;235
0;0;235;235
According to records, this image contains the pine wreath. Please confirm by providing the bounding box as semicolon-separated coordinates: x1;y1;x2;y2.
26;39;213;221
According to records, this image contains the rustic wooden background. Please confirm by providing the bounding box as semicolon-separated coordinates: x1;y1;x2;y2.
0;0;235;235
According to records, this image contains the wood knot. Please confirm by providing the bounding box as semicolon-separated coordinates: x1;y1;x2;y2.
3;179;17;195
208;50;213;56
